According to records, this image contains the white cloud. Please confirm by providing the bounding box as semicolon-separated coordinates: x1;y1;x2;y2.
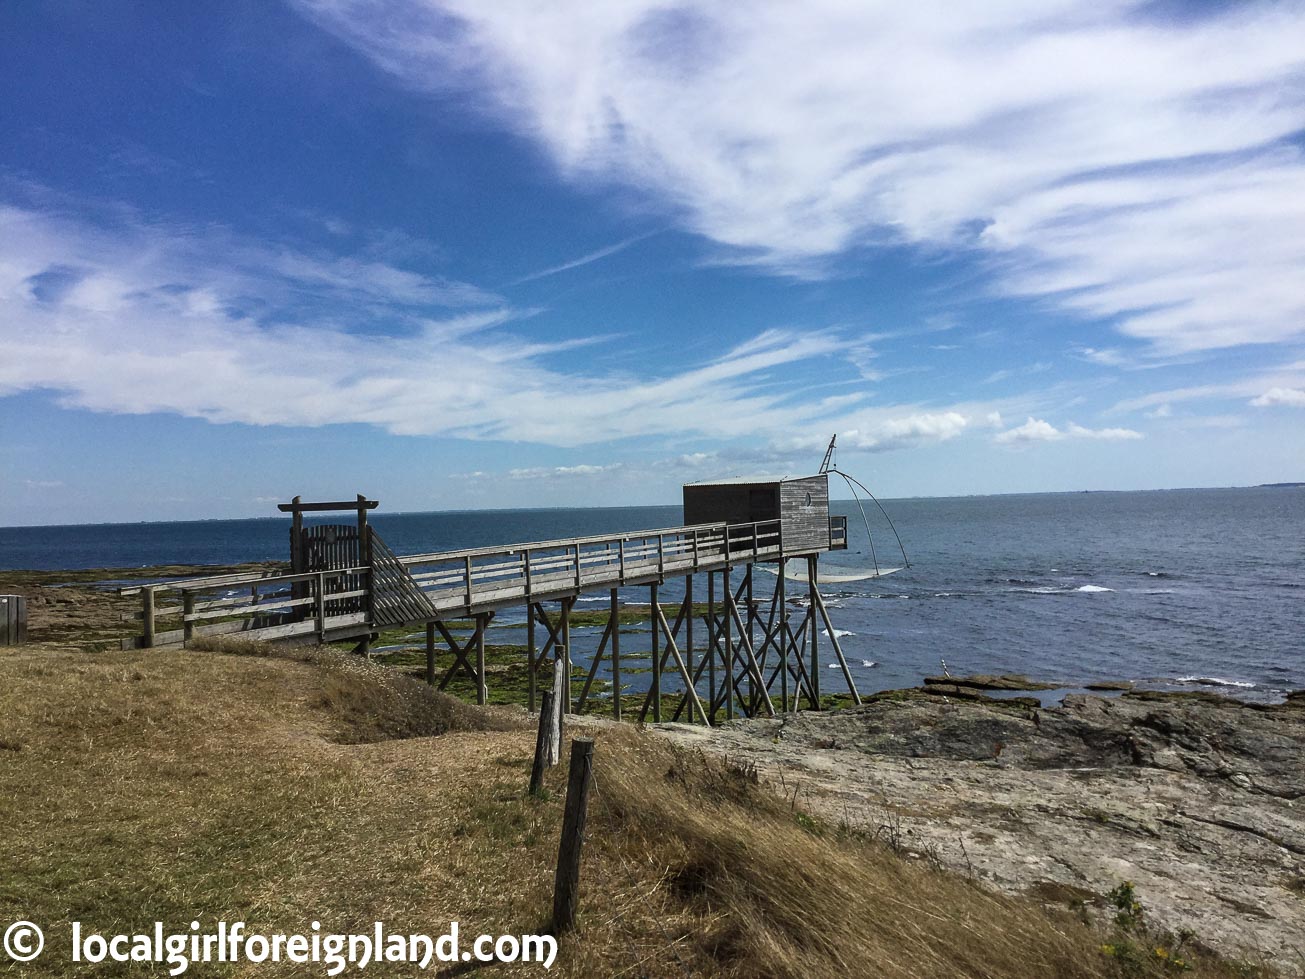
1077;347;1128;367
996;417;1142;444
1145;403;1171;419
507;463;624;480
1251;387;1305;408
295;0;1305;353
0;202;992;453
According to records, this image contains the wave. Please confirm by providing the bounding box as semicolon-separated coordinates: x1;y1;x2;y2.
1076;584;1114;593
1175;676;1256;690
862;659;877;668
822;628;855;638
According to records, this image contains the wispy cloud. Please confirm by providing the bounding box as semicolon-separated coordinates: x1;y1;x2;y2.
511;232;656;284
0;200;1001;451
294;0;1305;355
995;417;1142;444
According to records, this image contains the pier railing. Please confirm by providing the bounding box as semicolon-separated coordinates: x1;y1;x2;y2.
401;519;783;615
120;566;370;649
121;514;848;648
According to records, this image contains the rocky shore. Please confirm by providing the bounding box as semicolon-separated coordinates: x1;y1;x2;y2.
660;682;1305;968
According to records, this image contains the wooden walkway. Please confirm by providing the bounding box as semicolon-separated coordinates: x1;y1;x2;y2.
120;516;847;649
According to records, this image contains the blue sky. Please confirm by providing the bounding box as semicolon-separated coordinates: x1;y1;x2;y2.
2;0;1304;526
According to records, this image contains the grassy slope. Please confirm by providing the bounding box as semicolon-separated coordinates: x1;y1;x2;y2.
0;643;1266;978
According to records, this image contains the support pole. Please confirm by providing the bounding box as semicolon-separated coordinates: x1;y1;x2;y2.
685;574;695;723
809;556;820;708
475;613;488;705
529;689;554;796
707;572;717;721
425;622;436;686
778;562;789;712
816;589;861;705
561;598;573;714
528;604;537;712
552;738;594;933
745;565;755;712
723;565;734;720
650;581;661;722
610;588;622;721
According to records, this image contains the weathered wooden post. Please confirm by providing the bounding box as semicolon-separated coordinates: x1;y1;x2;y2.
609;589;621;721
544;653;565;766
552;737;594;933
0;595;27;646
182;592;196;645
141;588;156;649
529;689;555;796
650;581;661;722
425;622;436;686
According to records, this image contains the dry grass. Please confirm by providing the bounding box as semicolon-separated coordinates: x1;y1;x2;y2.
0;641;1272;978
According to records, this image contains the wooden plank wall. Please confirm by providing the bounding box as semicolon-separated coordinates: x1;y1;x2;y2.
0;595;27;646
779;475;830;553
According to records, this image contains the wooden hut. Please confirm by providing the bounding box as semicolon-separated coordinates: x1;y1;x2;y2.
682;474;836;554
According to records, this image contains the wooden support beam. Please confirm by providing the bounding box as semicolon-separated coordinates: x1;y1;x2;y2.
809;556;820;708
475;613;488;705
528;603;537;712
684;575;694;724
560;597;573;714
815;587;861;705
723;566;733;720
723;585;775;717
610;588;622;722
575;613;615;713
651;600;709;727
425;622;436;686
637;589;693;723
650;582;661;722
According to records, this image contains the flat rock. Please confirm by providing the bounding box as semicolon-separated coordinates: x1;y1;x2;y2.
923;673;1060;691
657;691;1305;969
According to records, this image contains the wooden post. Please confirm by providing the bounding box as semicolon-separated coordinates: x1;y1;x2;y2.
723;565;734;720
684;575;694;723
610;588;622;722
561;598;573;713
142;588;156;649
745;565;755;713
545;653;565;765
289;496;304;572
425;622;436;686
475;613;488;705
182;592;196;645
527;603;537;713
529;690;554;796
778;561;789;712
809;556;820;708
0;596;27;647
315;572;328;638
650;582;661;722
552;738;594;933
707;571;716;722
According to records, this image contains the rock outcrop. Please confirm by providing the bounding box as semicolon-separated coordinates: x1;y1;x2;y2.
659;689;1305;968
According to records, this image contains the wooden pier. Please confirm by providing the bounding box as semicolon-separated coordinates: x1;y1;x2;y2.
121;480;864;724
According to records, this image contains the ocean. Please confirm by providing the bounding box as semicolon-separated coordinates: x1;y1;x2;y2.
2;487;1301;702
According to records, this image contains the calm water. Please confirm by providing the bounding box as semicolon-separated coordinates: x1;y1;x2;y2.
2;488;1301;701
